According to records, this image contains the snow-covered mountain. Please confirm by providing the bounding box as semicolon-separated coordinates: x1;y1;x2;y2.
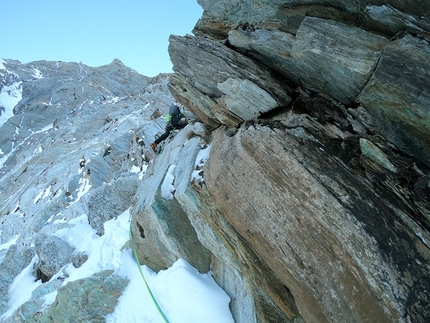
0;58;233;322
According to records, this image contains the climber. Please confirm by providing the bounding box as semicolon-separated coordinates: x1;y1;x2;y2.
151;104;187;151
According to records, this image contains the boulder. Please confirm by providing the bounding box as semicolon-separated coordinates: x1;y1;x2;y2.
83;176;141;235
35;235;74;282
34;270;129;323
13;279;63;323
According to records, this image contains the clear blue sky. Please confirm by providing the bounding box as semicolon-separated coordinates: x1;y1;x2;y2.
1;0;203;77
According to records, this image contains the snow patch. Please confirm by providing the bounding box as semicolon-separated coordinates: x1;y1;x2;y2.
2;207;234;322
192;144;211;182
34;186;52;204
1;255;42;319
161;165;176;199
74;177;92;201
0;234;20;263
33;190;44;204
0;81;22;128
0;234;20;251
130;164;148;180
31;67;44;79
144;259;234;323
38;124;53;133
40;290;57;312
54;213;127;283
415;232;428;246
111;96;122;104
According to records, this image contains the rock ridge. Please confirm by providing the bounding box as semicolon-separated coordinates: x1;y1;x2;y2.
162;1;430;322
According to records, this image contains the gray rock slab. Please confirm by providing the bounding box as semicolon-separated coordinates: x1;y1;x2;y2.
0;244;35;315
195;0;430;39
168;73;221;129
291;17;388;104
228;28;299;83
205;124;429;323
357;35;430;167
217;77;278;120
168;34;292;107
35;270;129;323
131;125;212;272
359;138;397;172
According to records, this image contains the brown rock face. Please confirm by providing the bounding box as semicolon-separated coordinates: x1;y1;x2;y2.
203;122;430;322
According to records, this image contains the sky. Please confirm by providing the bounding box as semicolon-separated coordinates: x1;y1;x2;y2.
0;0;203;77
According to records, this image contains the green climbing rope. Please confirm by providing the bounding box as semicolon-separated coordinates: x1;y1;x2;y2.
129;220;169;323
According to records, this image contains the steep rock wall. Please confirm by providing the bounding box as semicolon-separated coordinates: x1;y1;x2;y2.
204;122;429;322
159;0;430;322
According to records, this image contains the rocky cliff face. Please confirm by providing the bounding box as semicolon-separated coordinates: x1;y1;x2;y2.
143;1;429;323
0;59;178;321
1;1;430;323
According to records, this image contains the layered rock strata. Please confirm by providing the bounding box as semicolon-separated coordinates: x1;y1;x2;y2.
141;1;430;322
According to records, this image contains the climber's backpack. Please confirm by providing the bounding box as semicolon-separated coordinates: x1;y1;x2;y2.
169;105;180;116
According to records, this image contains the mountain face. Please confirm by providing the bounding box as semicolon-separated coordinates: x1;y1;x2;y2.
1;1;430;323
0;59;177;322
